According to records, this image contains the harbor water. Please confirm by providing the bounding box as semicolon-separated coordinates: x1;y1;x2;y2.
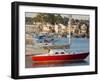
25;38;89;68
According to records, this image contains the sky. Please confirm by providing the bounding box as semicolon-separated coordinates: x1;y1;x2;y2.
25;12;89;20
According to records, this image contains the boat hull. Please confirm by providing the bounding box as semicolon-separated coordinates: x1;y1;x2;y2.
32;53;89;61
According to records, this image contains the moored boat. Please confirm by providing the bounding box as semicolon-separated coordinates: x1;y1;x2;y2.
32;49;89;61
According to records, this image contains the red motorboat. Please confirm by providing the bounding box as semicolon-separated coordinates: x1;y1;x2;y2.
32;49;89;61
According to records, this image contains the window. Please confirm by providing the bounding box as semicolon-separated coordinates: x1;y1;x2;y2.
55;52;59;54
61;52;65;54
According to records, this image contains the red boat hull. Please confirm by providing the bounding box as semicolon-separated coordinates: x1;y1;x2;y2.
32;53;89;61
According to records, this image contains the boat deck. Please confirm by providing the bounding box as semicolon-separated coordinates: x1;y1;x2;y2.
42;45;70;49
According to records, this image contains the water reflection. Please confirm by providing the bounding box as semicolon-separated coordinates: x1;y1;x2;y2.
32;60;89;68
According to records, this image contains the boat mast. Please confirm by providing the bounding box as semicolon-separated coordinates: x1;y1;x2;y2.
68;15;72;48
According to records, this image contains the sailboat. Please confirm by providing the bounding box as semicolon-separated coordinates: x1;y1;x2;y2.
32;15;89;62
